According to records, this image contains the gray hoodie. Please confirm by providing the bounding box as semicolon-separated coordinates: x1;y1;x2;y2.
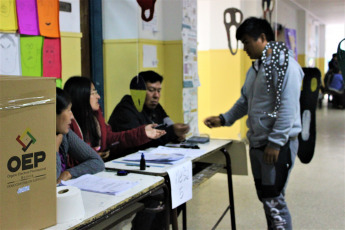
222;51;304;149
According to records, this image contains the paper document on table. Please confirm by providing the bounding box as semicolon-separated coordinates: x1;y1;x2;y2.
60;174;138;195
123;151;185;164
150;146;207;158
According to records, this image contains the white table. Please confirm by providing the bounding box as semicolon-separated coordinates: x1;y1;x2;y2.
47;171;168;230
105;138;246;230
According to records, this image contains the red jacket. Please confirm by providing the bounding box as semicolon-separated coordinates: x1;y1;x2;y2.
70;108;151;158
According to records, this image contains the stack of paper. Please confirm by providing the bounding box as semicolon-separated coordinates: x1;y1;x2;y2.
61;174;138;195
123;151;185;164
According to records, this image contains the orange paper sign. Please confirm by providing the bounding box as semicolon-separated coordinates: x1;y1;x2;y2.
36;0;60;38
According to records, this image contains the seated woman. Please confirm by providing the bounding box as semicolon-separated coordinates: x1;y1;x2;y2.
56;87;105;183
63;76;166;160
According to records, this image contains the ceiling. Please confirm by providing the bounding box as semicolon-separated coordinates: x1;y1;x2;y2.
289;0;345;25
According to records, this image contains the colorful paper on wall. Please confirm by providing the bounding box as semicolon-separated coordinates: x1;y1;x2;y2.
183;87;199;137
37;0;60;38
16;0;40;35
43;38;61;78
20;35;43;76
0;0;18;32
56;78;62;88
284;28;298;61
0;33;21;75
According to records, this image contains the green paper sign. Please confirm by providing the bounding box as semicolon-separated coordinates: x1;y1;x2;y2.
130;89;146;112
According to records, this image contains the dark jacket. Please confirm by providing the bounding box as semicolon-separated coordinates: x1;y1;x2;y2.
108;95;178;153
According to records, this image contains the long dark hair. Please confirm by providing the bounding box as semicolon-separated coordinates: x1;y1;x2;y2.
64;76;100;147
56;87;71;115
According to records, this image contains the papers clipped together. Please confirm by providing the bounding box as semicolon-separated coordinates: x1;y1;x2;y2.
60;174;138;195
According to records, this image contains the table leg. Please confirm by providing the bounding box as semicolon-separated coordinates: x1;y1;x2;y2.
171;208;179;230
182;203;187;230
162;183;171;230
220;147;236;230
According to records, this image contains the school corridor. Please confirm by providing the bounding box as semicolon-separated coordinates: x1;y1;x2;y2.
177;98;345;230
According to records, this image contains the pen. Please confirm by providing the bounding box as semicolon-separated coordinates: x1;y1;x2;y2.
126;163;150;168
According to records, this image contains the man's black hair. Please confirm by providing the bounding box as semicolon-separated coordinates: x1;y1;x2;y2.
236;17;274;42
138;70;163;83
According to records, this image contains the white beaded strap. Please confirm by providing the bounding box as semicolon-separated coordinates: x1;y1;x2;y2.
261;41;289;118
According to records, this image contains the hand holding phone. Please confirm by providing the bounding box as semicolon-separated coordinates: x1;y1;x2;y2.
154;123;167;130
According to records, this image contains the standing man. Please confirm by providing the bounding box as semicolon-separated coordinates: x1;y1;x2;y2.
108;70;189;153
204;17;304;230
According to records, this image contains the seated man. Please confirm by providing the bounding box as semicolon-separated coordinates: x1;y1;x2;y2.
108;70;189;153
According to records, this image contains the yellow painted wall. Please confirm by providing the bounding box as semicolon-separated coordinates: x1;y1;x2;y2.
103;39;183;122
298;54;306;67
60;32;82;86
316;57;325;79
197;49;250;140
163;41;184;123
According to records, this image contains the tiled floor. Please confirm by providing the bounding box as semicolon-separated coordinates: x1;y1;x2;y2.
177;101;345;229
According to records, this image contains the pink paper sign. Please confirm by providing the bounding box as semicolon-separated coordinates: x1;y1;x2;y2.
43;38;61;78
16;0;39;35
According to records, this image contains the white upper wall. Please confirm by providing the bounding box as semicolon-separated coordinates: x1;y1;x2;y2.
198;0;264;51
276;0;298;29
103;0;139;39
102;0;182;40
59;0;80;33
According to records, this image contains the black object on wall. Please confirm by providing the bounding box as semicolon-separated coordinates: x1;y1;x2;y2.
90;0;104;110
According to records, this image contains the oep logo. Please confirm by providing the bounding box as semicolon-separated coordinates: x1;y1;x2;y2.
7;128;46;173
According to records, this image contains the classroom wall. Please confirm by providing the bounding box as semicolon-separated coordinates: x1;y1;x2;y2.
59;0;82;86
197;0;326;140
197;0;261;140
102;0;183;121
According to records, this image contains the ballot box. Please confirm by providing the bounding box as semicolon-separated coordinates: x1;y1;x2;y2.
0;76;56;229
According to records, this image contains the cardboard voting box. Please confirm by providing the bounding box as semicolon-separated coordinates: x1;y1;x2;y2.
0;76;56;229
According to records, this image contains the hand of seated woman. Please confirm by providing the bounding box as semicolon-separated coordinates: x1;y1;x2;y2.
57;170;72;184
98;151;110;159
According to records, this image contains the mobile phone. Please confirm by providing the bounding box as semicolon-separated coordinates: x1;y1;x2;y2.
109;141;120;148
154;124;167;130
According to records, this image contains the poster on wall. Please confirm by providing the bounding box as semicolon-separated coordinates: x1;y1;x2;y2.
142;13;158;33
16;0;40;35
182;0;199;137
37;0;60;38
182;0;199;88
284;28;298;60
20;35;43;77
0;33;21;75
43;38;61;78
183;87;199;137
0;0;18;32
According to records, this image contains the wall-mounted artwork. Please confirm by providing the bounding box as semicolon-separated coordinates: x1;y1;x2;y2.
284;28;298;60
37;0;60;37
223;8;243;55
43;38;61;78
0;33;21;75
262;0;275;24
137;0;156;22
20;35;43;76
16;0;39;35
0;0;18;32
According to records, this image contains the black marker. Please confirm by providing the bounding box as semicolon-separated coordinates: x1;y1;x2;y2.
140;153;146;170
